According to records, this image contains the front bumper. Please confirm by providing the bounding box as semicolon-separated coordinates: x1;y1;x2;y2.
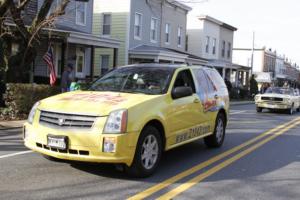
256;102;291;109
23;122;139;166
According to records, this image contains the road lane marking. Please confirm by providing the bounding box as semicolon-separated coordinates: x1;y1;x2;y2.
0;150;33;159
230;111;247;115
127;117;300;200
157;120;300;200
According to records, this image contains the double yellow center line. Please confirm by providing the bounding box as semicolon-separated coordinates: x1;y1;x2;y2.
128;117;300;200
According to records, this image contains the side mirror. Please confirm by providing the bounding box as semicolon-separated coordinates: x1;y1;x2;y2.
172;86;193;99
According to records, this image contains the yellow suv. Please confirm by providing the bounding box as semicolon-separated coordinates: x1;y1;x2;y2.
24;64;229;177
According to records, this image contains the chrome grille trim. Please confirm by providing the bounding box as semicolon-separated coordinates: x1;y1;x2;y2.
39;110;97;129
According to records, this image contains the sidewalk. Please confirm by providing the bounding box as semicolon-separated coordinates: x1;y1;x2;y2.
0;120;26;130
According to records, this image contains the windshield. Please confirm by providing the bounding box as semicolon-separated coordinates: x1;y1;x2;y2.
90;67;174;95
265;87;293;95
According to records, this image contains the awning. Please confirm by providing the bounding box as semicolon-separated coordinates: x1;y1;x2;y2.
45;28;121;49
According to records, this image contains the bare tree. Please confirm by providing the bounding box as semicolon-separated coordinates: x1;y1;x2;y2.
0;0;84;83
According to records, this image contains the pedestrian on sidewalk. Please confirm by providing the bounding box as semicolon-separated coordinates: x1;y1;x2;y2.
61;63;73;93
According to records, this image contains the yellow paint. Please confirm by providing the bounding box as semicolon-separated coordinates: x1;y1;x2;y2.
127;117;300;200
157;119;300;200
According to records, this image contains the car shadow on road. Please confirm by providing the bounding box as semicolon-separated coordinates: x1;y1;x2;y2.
68;125;300;187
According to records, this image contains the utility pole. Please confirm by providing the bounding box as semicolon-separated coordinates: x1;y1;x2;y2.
250;31;255;75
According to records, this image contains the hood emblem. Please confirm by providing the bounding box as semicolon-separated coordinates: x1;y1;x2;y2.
58;118;65;126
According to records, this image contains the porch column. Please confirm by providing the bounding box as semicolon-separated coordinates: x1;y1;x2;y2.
235;70;239;87
222;67;226;79
90;46;95;82
241;71;245;86
113;48;118;68
245;71;250;88
61;42;66;75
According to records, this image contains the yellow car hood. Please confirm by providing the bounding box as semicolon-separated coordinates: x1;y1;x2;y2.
38;91;160;116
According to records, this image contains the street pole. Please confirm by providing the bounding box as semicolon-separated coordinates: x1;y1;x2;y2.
250;31;255;75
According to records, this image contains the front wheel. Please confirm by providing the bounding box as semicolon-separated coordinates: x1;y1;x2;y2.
287;104;294;115
256;107;263;113
204;113;226;148
126;126;162;178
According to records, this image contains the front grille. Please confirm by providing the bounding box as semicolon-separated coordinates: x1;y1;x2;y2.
39;110;96;129
261;97;283;101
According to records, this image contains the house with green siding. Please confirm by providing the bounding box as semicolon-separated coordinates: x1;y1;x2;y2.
93;0;207;77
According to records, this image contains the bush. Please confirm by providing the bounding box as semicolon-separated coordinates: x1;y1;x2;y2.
1;83;60;120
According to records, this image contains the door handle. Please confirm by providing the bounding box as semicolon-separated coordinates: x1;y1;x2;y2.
194;98;200;103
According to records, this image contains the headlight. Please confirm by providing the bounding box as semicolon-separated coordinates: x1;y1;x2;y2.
255;95;260;101
103;109;127;134
28;102;40;124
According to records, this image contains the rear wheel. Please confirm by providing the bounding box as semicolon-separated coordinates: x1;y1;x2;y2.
204;113;226;148
126;126;162;178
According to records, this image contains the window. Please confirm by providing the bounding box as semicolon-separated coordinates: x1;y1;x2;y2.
76;2;86;25
205;36;210;53
177;27;182;47
150;18;158;42
101;55;110;75
173;70;195;93
222;40;225;57
134;13;142;39
227;42;231;58
212;38;216;55
102;14;111;35
165;23;170;44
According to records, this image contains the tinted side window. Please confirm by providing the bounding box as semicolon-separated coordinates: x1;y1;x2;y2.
173;70;196;93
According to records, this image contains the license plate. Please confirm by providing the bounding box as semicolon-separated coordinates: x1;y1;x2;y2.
47;135;68;150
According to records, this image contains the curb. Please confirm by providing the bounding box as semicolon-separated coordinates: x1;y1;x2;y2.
0;120;26;130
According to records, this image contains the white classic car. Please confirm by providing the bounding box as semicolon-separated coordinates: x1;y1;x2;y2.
255;87;300;115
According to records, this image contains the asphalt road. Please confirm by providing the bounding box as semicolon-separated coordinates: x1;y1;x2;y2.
1;104;300;200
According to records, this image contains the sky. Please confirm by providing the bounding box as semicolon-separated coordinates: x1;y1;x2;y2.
185;0;300;64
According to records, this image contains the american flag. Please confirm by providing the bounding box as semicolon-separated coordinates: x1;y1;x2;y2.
43;46;57;86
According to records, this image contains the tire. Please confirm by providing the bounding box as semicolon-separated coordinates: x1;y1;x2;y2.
204;113;226;148
256;107;263;113
126;126;162;178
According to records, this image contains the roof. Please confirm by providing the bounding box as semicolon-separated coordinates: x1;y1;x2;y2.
129;45;208;63
198;15;237;31
166;0;192;11
121;63;187;69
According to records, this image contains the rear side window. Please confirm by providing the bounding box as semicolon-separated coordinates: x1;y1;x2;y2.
173;69;196;93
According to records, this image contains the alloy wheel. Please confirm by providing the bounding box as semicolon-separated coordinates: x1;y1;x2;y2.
141;135;159;170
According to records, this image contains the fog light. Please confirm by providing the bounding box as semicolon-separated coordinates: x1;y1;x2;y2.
103;137;116;153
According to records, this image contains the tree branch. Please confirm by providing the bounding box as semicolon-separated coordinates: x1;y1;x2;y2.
0;0;11;17
17;0;31;11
